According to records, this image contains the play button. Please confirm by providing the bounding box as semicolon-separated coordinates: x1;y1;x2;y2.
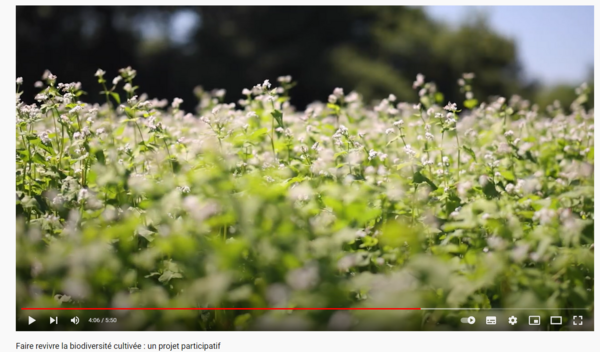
28;316;36;325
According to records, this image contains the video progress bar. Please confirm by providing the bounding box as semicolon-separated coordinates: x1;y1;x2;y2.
421;308;591;311
21;307;591;311
21;307;421;311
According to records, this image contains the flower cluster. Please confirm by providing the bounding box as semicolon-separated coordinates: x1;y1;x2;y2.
15;70;594;331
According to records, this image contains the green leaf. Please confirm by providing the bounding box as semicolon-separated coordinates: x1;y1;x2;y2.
114;125;126;136
158;271;182;283
482;179;500;198
395;162;411;171
250;127;268;139
334;151;347;158
32;153;47;165
32;139;55;155
327;103;340;114
271;110;284;128
463;99;479;109
413;170;438;190
110;92;121;105
500;170;515;181
462;145;476;161
95;150;106;164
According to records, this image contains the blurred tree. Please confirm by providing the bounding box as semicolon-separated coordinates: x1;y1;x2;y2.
533;67;594;111
17;6;540;110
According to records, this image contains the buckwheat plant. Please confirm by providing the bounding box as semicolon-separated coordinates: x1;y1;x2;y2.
16;70;594;331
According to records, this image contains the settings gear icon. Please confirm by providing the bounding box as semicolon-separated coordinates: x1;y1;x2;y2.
508;316;518;325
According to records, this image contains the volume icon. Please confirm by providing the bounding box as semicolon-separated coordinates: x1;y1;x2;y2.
71;316;79;325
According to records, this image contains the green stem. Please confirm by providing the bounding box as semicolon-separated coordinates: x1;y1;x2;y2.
163;139;174;172
270;117;276;160
455;132;461;182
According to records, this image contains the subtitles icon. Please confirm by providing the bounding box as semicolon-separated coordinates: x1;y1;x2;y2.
550;316;562;325
529;316;541;325
486;316;496;325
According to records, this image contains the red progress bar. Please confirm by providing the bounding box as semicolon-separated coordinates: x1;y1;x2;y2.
22;307;421;311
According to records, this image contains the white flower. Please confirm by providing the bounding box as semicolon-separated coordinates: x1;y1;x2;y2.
277;75;292;83
78;188;89;203
345;91;359;103
34;81;43;88
112;76;122;85
213;89;226;98
444;102;457;111
393;119;404;127
172;97;183;109
533;208;556;225
38;131;50;144
262;80;271;89
333;87;344;97
504;130;514;138
505;183;515;194
242;88;251;95
385;128;395;135
368;149;378;160
328;95;337;104
16;77;23;84
177;186;191;194
123;83;133;92
413;73;424;89
35;94;48;102
94;69;106;77
425;132;434;140
457;181;472;198
442;156;449;165
404;144;416;158
69;106;82;114
463;72;475;80
388;94;396;102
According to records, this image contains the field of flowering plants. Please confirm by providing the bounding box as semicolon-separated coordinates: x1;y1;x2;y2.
16;68;594;330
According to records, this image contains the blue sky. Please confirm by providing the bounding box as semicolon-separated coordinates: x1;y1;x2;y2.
425;6;594;85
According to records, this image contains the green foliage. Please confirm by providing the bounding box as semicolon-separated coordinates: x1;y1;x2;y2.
15;71;594;331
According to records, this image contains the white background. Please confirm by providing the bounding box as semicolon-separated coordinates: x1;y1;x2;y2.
2;1;598;351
